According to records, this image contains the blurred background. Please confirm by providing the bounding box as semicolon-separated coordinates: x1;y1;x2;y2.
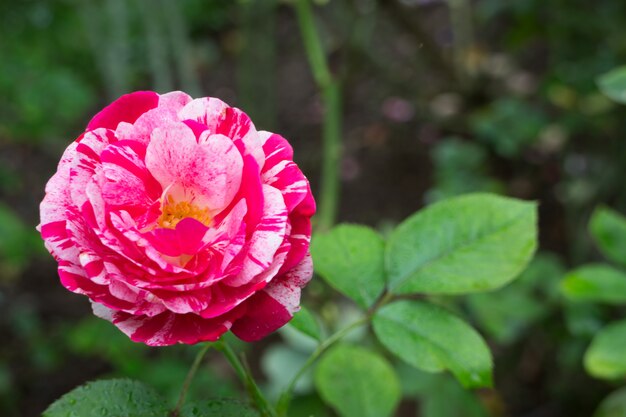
2;0;626;416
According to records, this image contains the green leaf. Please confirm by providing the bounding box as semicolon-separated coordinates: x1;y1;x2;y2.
585;318;626;379
180;399;259;417
589;206;626;268
597;66;626;104
43;379;168;417
386;193;537;295
594;387;626;417
315;344;400;417
311;224;386;308
561;264;626;305
288;306;322;341
372;300;492;388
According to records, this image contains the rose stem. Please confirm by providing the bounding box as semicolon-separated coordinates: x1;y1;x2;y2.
214;340;279;417
171;342;212;417
295;0;343;232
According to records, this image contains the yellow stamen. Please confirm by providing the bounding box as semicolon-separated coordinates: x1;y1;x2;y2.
157;195;212;229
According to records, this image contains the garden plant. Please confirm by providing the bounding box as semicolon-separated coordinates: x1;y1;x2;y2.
3;1;626;417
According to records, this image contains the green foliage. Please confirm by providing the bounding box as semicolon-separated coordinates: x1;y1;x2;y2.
471;98;547;157
597;66;626;104
594;387;626;417
67;317;147;373
584;319;626;379
0;203;45;280
262;344;312;398
43;379;259;417
311;224;385;308
288;306;322;341
564;302;607;338
562;264;626;305
386;193;537;295
0;2;97;142
43;379;168;417
467;253;564;344
426;137;503;203
180;399;259;417
315;344;401;417
65;318;238;405
400;369;488;417
562;204;626;385
373;300;492;388
283;394;330;417
309;193;537;390
590;206;626;268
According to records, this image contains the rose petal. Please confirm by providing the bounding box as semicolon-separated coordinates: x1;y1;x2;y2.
87;91;160;131
145;123;244;212
222;185;288;287
231;253;313;342
93;302;244;346
178;97;265;168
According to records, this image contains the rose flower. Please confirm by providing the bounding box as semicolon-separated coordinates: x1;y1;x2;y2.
38;91;315;346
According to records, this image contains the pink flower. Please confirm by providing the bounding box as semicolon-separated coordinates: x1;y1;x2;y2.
39;91;315;346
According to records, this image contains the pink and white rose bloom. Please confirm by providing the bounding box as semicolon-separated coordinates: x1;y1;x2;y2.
38;91;315;346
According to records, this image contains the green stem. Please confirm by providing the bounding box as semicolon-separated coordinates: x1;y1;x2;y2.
215;340;278;417
275;316;369;416
295;0;342;232
171;343;212;417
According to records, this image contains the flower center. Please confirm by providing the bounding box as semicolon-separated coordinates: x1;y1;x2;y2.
157;196;212;229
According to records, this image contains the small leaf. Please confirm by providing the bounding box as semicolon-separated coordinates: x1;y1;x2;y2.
467;290;546;345
585;318;626;379
311;224;386;308
315;344;400;417
386;193;537;295
561;264;626;305
43;379;167;417
564;302;606;338
418;373;489;417
288;306;322;341
261;345;312;397
180;399;259;417
373;300;493;388
589;206;626;268
597;66;626;104
594;387;626;417
467;252;563;344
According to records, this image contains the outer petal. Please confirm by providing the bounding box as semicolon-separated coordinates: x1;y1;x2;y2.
231;253;313;342
68;129;116;209
87;91;159;131
116;91;193;144
92;302;244;346
279;215;312;274
222;185;288;287
260;132;311;212
260;132;315;273
39;142;81;263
